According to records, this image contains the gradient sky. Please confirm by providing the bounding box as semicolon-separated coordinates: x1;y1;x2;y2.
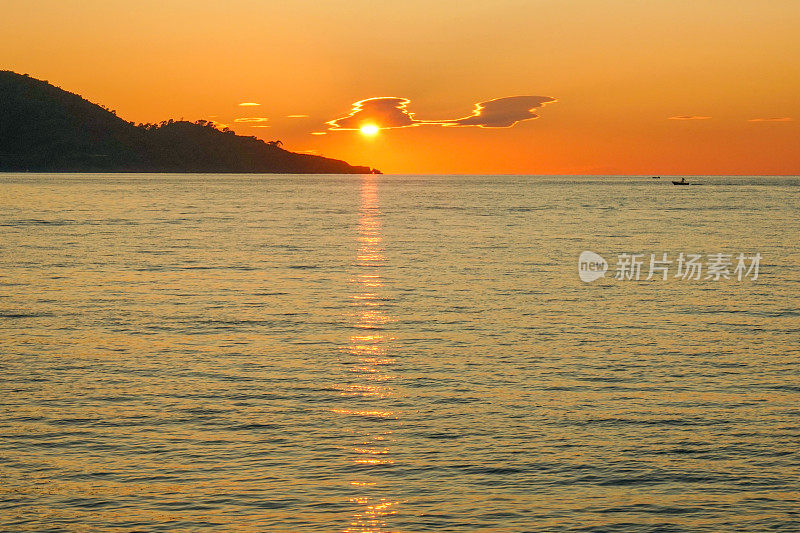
3;0;799;174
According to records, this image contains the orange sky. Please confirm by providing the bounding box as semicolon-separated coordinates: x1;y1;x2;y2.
3;0;799;174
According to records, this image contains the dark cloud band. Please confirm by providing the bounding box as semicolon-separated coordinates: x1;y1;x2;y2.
327;95;556;130
442;96;557;127
668;115;711;120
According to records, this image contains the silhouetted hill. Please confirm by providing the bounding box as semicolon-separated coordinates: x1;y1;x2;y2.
0;71;379;174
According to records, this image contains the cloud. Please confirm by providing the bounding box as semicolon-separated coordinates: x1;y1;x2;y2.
234;117;269;123
238;102;261;107
287;114;309;118
310;131;327;135
326;95;556;130
327;97;416;130
668;115;712;120
443;96;557;127
748;117;793;122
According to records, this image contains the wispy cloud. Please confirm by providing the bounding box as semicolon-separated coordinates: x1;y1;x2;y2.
748;117;793;122
238;102;261;107
287;114;309;118
234;117;269;123
668;115;712;120
326;95;556;130
310;131;327;135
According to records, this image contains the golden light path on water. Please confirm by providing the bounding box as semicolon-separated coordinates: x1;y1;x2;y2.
336;175;401;532
1;175;799;531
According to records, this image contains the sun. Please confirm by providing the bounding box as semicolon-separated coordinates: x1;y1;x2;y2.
360;124;380;136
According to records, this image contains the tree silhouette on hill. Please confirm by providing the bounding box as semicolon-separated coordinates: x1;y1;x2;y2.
0;71;379;174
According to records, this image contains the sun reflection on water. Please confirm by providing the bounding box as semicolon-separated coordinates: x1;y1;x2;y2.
337;175;402;533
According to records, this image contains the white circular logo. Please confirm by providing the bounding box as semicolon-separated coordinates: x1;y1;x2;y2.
578;251;607;282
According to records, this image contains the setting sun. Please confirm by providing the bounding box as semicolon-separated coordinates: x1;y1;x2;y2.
360;124;379;136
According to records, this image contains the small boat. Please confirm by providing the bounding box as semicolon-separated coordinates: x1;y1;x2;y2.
652;176;660;179
672;178;689;185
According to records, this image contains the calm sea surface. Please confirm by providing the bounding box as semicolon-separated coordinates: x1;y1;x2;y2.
1;174;799;532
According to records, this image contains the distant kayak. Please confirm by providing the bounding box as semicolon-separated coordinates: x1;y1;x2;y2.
652;176;660;179
672;178;690;185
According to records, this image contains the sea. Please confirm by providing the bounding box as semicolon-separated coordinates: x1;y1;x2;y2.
1;174;799;532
